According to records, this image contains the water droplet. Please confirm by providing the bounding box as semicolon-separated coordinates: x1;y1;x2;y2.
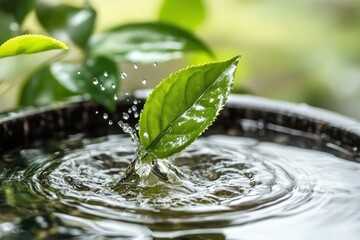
134;112;139;118
77;71;81;75
135;124;140;130
108;120;113;125
133;63;138;69
132;105;137;112
103;113;109;120
335;140;341;146
120;72;128;79
118;120;124;127
93;77;99;85
95;111;99;114
100;84;105;91
133;99;138;105
353;147;358;152
128;108;132;114
114;94;118;100
104;71;108;77
123;112;129;120
153;62;158;67
125;92;130;96
111;83;116;89
143;132;149;138
142;78;147;85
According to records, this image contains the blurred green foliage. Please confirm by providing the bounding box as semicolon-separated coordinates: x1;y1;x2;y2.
0;0;212;111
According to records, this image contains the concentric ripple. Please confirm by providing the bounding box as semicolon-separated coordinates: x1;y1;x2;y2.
1;134;360;239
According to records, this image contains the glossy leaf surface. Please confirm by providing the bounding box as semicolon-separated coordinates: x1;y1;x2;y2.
19;65;73;107
0;34;68;58
139;56;240;162
88;22;213;63
50;56;120;111
159;0;206;31
35;0;96;48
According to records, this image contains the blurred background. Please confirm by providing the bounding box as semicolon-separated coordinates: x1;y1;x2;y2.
1;0;359;119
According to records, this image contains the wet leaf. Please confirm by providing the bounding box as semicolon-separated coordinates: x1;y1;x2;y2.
139;56;240;162
18;65;74;107
50;56;120;111
0;34;68;59
0;0;35;24
159;0;206;31
88;22;213;63
35;0;96;48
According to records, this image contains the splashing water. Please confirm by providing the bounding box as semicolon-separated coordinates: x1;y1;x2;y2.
1;133;359;239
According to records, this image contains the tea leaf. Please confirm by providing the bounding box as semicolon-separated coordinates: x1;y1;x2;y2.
139;56;240;162
50;56;120;111
35;0;96;48
159;0;206;31
0;34;68;59
18;65;74;107
88;22;214;63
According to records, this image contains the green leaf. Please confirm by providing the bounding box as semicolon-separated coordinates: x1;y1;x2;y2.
88;22;214;63
0;10;21;44
139;56;240;162
0;0;35;24
35;0;96;48
0;34;68;59
50;56;120;111
159;0;206;31
18;65;74;107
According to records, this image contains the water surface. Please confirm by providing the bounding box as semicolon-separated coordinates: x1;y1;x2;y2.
0;134;359;239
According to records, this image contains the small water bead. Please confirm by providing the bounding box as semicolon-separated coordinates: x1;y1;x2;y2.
134;112;139;118
111;83;116;89
95;111;99;115
135;124;140;130
142;78;147;85
133;99;138;105
103;113;109;120
104;71;108;77
143;132;149;138
100;85;105;91
128;108;132;114
108;120;113;125
125;92;130;96
123;113;129;120
120;72;128;79
93;77;99;85
77;71;81;75
153;62;158;67
353;147;358;152
132;105;137;112
114;94;119;101
133;63;138;69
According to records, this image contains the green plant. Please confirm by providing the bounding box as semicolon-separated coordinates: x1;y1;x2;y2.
139;56;239;163
0;0;212;111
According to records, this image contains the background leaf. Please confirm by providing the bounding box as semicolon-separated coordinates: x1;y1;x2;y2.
35;0;96;49
0;34;68;59
50;56;120;111
18;65;74;107
159;0;206;31
88;22;214;63
139;56;240;162
0;0;34;24
0;10;21;44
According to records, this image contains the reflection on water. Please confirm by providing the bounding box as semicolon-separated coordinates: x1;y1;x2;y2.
0;134;359;239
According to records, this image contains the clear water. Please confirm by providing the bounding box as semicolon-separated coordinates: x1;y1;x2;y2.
0;134;359;239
